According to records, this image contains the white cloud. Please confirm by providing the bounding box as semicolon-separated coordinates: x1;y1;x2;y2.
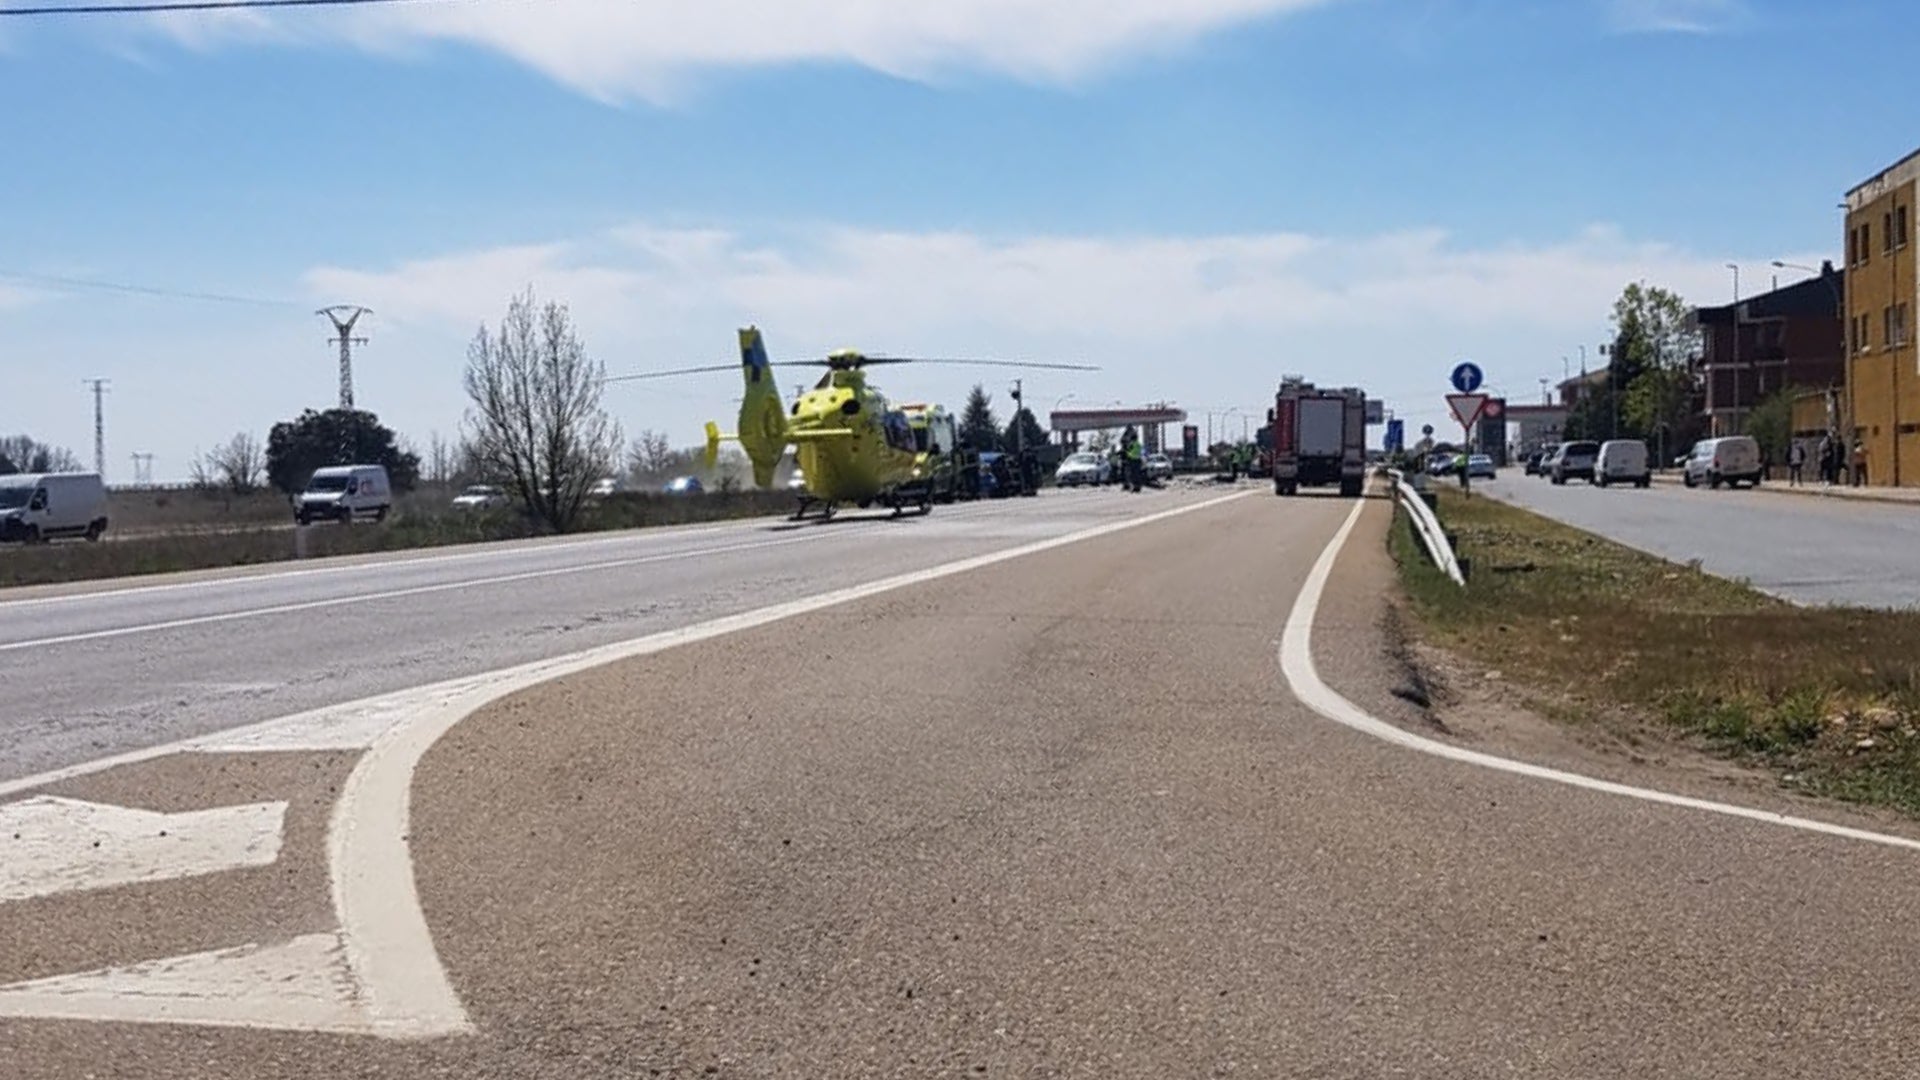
302;220;1775;451
138;0;1332;103
1605;0;1749;34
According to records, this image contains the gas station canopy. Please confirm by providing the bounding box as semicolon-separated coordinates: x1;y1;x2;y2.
1048;406;1189;433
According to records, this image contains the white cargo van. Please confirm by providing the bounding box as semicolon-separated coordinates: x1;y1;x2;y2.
0;472;110;543
1682;436;1762;489
1594;439;1651;488
295;465;392;525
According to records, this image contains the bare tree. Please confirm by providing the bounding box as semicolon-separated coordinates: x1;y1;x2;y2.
0;434;83;475
188;447;216;491
462;288;623;532
426;430;456;485
208;432;265;494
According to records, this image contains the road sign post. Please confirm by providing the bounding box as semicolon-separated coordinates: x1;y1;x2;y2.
1446;392;1490;494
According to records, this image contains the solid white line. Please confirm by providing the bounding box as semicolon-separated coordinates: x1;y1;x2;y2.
330;487;1257;1037
0;514;799;611
1279;493;1920;854
0;532;844;654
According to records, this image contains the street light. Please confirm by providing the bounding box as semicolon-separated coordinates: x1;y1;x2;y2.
1726;262;1742;434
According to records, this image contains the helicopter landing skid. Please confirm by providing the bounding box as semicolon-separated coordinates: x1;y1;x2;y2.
791;497;837;522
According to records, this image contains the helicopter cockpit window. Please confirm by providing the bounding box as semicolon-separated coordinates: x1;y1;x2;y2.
882;412;916;453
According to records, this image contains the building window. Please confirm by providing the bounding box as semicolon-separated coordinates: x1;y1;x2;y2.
1857;312;1872;353
1900;205;1911;249
1886;212;1897;254
1898;303;1911;347
1861;222;1873;265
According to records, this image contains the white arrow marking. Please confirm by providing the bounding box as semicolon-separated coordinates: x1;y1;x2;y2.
0;797;287;903
0;933;369;1033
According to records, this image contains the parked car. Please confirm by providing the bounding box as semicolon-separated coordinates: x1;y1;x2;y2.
1466;454;1496;479
1054;452;1110;487
588;476;620;499
1523;450;1546;476
295;464;391;525
1549;441;1600;485
1537;445;1564;477
664;475;704;495
1144;453;1174;482
1594;440;1651;488
1682;435;1763;489
450;484;508;511
0;471;109;543
1426;453;1457;476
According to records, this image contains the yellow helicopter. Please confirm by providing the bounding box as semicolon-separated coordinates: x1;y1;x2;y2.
614;327;1095;520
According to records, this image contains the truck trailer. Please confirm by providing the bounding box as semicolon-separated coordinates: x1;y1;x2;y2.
1268;377;1367;498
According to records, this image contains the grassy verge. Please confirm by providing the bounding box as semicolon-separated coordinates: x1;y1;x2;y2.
0;491;797;589
1390;489;1920;815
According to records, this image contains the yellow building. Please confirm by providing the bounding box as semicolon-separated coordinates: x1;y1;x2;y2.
1845;149;1920;485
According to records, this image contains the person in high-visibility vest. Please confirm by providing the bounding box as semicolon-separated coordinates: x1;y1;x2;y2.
1123;427;1145;492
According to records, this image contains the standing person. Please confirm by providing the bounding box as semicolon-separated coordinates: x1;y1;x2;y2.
1787;440;1806;487
1852;439;1869;487
1819;433;1836;485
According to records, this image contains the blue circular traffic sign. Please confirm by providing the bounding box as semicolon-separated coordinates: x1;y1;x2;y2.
1450;361;1484;394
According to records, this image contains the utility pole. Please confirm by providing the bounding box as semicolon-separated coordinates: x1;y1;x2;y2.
1726;263;1741;435
129;452;154;487
317;305;372;410
82;377;110;478
1010;378;1024;456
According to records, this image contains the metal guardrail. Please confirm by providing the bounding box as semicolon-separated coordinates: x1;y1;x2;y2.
1384;468;1465;586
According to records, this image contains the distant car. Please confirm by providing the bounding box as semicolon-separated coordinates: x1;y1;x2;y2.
450;484;508;511
0;471;109;543
664;475;704;495
1054;452;1110;487
1549;441;1600;485
1594;439;1651;488
1523;450;1546;476
1682;435;1763;490
1144;453;1174;482
588;476;620;499
1426;453;1457;476
1466;454;1496;479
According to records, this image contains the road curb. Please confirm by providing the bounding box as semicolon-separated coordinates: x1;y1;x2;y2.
1646;472;1919;508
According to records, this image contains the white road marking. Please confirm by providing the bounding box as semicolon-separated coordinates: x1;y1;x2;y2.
0;488;1256;1036
1280;493;1920;853
0;496;1021;612
0;513;796;611
0;531;841;654
0;797;287;902
0;933;366;1034
332;487;1257;1038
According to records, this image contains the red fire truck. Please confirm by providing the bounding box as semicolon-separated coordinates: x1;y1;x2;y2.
1268;377;1368;498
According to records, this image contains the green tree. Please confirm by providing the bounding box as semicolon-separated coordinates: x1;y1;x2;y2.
1745;387;1800;467
1604;281;1700;439
1001;407;1046;454
266;409;421;495
959;384;1000;453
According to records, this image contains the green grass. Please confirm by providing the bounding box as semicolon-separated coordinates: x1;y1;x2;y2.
1390;490;1920;816
0;491;798;589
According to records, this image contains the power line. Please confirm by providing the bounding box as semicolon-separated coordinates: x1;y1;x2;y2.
0;269;299;308
1;0;446;16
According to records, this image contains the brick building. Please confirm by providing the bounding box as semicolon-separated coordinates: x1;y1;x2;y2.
1844;148;1920;485
1689;262;1845;438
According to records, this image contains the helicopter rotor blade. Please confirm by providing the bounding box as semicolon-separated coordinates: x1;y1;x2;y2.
863;357;1100;371
604;360;814;383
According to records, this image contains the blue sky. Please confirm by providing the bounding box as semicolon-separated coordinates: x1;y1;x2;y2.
0;0;1905;481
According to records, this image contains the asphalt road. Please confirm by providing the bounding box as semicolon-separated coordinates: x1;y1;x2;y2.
1478;470;1920;609
12;490;1920;1077
0;488;1228;782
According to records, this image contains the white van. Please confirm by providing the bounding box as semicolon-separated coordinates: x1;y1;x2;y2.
295;465;392;525
1682;436;1763;490
0;472;110;543
1594;439;1651;488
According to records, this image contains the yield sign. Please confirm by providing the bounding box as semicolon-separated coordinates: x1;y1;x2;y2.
1446;393;1489;430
